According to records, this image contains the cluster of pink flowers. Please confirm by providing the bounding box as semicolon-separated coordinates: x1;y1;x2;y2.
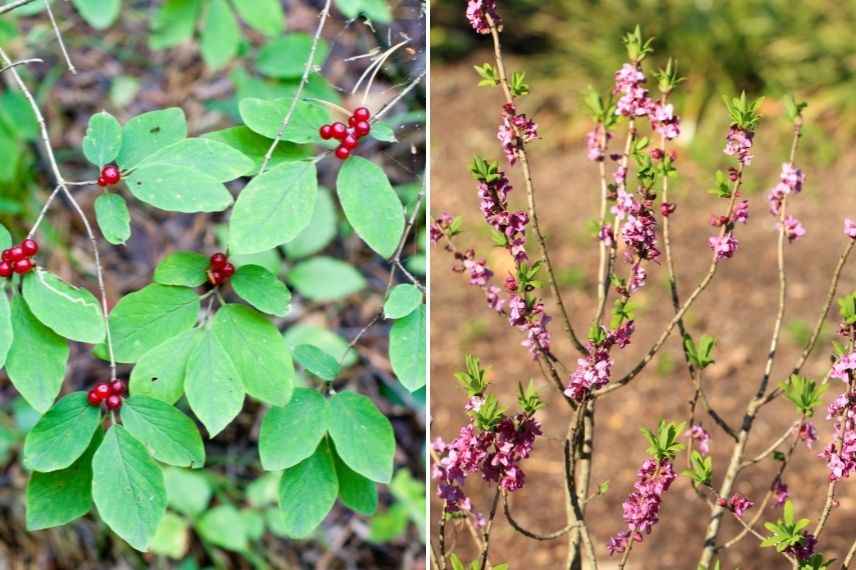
564;322;634;401
820;391;856;480
506;284;553;358
724;125;754;165
772;478;789;506
612;63;680;140
465;0;499;35
846;218;856;239
585;124;611;162
786;533;818;562
766;163;807;243
708;196;750;261
432;412;542;513
685;424;711;454
613;190;661;264
650;102;681;140
725;493;754;517
800;421;818;449
477;170;529;263
831;351;856;383
708;233;739;261
607;458;677;555
430;212;453;244
498;103;538;165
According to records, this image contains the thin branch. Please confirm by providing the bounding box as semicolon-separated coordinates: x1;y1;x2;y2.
812;481;837;539
843;537;856;569
0;58;43;73
372;71;425;122
503;493;579;540
44;0;75;73
478;489;501;570
740;421;798;468
27;185;62;238
0;0;36;15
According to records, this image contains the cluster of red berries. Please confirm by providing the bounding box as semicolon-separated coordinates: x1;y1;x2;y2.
0;239;38;278
319;106;372;161
87;379;126;410
97;164;121;187
209;252;235;286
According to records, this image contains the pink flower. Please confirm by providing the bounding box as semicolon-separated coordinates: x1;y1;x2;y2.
586;124;611;162
608;459;677;555
565;348;613;401
724;125;754;165
651;102;681;140
781;215;806;243
464;258;493;287
845;218;856;239
831;351;856;382
465;0;499;35
820;391;856;480
727;494;754;517
685;424;711;455
772;479;789;506
498;103;538;165
708;233;738;260
785;533;817;562
799;421;818;449
732;200;750;224
780;163;805;193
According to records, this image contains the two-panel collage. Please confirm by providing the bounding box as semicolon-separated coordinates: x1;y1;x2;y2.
0;0;855;568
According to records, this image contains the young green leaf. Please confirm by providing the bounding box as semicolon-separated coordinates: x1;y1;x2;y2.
0;292;12;369
231;0;284;37
239;98;329;143
116;107;188;170
185;328;245;437
256;33;330;79
200;0;240;71
284;323;358;367
22;269;105;344
121;395;205;468
283;187;338;259
148;0;201;50
277;438;338;538
334;449;378;515
370;121;397;143
0;223;11;250
287;257;366;302
92;425;167;551
125;163;234;213
334;0;391;22
72;0;120;30
328;391;395;484
129;329;201;404
197;504;248;552
136;138;254;182
153;251;210;287
336;157;405;259
293;344;340;380
203;126;310;175
230;264;292;317
384;284;422;319
148;512;189;559
94;192;132;245
98;284;200;363
23;392;102;472
6;296;68;413
212;304;295;406
389;304;426;391
164;467;212;517
82;111;122;167
229;160;318;254
26;428;102;530
260;387;329;470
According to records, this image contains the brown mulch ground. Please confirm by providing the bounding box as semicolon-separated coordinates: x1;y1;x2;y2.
429;56;856;569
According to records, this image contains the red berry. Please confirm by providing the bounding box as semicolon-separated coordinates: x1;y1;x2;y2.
210;253;228;270
97;176;107;187
1;249;12;263
87;389;103;406
221;263;235;279
6;246;24;262
21;239;38;257
353;107;371;122
348;116;357;127
13;258;33;275
319;124;333;140
94;383;111;399
342;135;359;151
335;145;351;160
100;164;121;186
105;395;122;410
331;122;348;140
109;379;126;396
0;262;11;278
354;120;371;138
210;270;223;285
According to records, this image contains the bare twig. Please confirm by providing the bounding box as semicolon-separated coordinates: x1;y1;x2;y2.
0;0;36;15
44;0;75;73
503;493;579;540
0;58;43;73
372;71;426;122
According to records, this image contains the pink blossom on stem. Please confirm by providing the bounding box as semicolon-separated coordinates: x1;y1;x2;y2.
724;125;754;165
608;459;677;555
799;421;818;449
650;102;681;140
685;424;711;455
464;257;493;287
820;391;856;481
708;233;739;260
498;103;538;165
772;478;789;506
831;351;856;382
732;200;750;224
465;0;499;35
727;493;754;517
781;215;806;243
785;533;817;562
586;124;611;162
845;218;856;239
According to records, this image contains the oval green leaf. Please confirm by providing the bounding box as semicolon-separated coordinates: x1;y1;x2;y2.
200;0;240;71
239;98;329;143
116;108;188;170
333;449;378;515
125;163;234;213
232;0;283;36
384;284;422;319
286;257;366;302
22;269;105;344
277;438;338;538
0;292;12;368
389;304;426;391
259;387;329;471
283;187;337;259
256;33;330;79
230;264;292;317
23;391;102;472
293;344;340;381
154;250;210;287
284;323;357;367
137;138;254;182
328;391;395;483
197;504;247;551
82;111;122;167
164;466;212;517
129;329;201;404
94;192;132;245
121;395;205;468
185;328;245;437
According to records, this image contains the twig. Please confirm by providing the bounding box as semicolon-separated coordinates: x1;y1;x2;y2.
0;0;36;15
259;0;331;175
372;71;426;122
44;0;75;73
503;493;579;540
843;537;856;569
478;489;501;570
740;421;798;468
812;481;837;538
27;185;62;238
0;58;43;73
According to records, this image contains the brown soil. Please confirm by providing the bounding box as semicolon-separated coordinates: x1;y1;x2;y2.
429;56;856;569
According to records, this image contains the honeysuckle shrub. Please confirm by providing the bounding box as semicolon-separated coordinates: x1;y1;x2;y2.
430;3;856;569
0;0;426;558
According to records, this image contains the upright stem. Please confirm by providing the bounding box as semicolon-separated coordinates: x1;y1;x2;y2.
478;489;501;570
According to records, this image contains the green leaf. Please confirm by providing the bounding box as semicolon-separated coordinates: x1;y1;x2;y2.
92;425;167;551
370;121;397;143
389;469;426;536
239;98;329;143
259;388;329;471
125;163;233;213
72;0;120;29
149;0;201;50
256;34;330;79
248;472;280;507
277;438;338;538
6;296;68;413
230;264;292;317
82;111;122;166
241;509;265;540
334;0;391;22
384;284;422;319
164;467;212;516
287;257;366;302
231;0;284;36
197;504;248;551
185;328;245;437
26;428;102;530
336;157;405;258
149;512;189;559
389;304;426;391
23;392;101;472
121;395;205;468
334;450;377;515
0;292;12;368
137;138;254;182
154;251;210;287
129;329;201;404
0;223;11;250
203;126;310;175
100;284;200;364
22;269;105;344
212;304;294;407
293;344;340;381
328;391;394;483
283;187;337;258
229;160;317;254
200;0;240;71
116;108;188;170
284;324;357;367
94;192;132;245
